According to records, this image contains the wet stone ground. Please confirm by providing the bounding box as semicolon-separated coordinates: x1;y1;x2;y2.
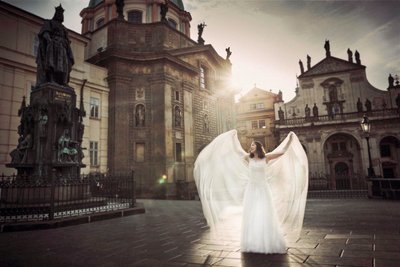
1;198;399;267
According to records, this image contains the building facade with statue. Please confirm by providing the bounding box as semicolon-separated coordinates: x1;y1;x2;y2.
80;0;235;197
0;2;109;175
275;41;400;191
236;86;281;151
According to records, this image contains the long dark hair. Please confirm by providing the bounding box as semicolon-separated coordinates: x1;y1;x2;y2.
249;141;266;159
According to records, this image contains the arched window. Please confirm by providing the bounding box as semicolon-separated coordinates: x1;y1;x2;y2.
135;104;145;127
96;18;105;28
168;18;177;29
128;10;143;23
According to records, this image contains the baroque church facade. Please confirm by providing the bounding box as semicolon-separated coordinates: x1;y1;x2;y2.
80;0;235;197
274;42;400;190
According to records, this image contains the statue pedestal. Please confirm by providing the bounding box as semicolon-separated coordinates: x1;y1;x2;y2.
7;83;85;181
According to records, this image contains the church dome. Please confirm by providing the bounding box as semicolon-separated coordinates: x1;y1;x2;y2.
88;0;184;10
88;0;103;8
82;0;191;37
171;0;184;10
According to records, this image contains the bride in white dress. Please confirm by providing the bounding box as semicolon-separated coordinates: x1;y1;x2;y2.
194;130;308;254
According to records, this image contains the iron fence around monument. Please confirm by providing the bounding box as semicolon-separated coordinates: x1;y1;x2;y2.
0;172;136;223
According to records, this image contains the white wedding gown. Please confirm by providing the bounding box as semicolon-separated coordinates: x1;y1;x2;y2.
194;130;308;254
241;159;286;253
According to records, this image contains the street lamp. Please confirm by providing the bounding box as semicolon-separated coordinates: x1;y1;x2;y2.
360;114;375;178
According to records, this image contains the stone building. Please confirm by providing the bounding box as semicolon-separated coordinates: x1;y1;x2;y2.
275;41;400;190
0;2;109;175
80;0;235;197
81;0;191;37
236;86;281;151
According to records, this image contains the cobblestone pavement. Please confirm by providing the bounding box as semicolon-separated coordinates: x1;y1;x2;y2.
1;199;399;267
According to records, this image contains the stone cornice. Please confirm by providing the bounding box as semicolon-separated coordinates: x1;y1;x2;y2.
169;45;228;67
299;56;365;79
88;47;199;75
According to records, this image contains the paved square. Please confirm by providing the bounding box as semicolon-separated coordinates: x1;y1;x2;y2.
1;199;399;267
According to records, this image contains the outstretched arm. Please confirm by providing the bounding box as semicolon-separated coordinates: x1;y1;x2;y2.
265;132;293;162
265;152;283;162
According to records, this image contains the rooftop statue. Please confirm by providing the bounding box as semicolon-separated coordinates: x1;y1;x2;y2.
197;22;206;45
324;39;331;57
355;50;361;65
116;0;124;20
347;48;353;63
225;47;232;60
160;0;169;22
388;74;394;88
299;60;304;74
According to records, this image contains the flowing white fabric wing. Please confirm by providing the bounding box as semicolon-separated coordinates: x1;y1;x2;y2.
194;130;249;231
194;130;308;239
266;132;309;238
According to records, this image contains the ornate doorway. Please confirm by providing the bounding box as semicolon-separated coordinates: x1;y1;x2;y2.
324;133;364;190
334;162;350;189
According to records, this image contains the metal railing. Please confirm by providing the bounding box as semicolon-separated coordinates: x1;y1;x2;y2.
277;108;399;126
307;175;369;198
0;172;135;223
368;178;400;199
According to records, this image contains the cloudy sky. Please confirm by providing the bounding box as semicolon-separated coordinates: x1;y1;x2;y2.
5;0;400;101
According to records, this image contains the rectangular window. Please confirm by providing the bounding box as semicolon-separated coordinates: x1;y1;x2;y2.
256;103;264;109
332;143;338;151
128;11;143;23
380;144;391;157
108;5;112;20
175;143;182;162
258;120;266;128
90;97;99;118
136;143;145;162
200;66;206;89
89;18;94;31
175;91;180;101
251;121;258;129
250;103;264;110
89;141;99;166
339;142;346;151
